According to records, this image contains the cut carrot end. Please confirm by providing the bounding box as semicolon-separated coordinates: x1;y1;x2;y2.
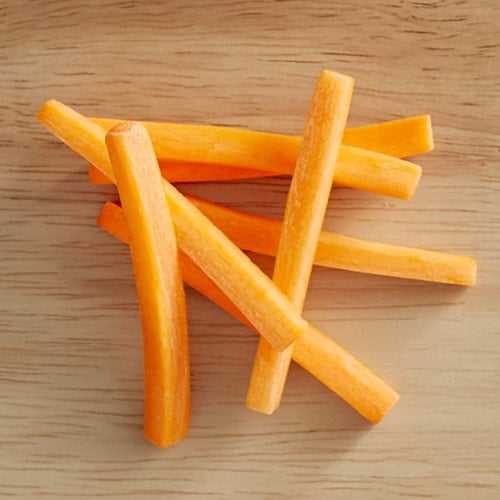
295;325;399;423
343;114;434;158
245;344;294;415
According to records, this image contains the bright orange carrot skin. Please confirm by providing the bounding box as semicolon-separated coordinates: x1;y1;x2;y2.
97;201;399;424
92;117;423;199
36;99;307;352
246;70;354;414
105;122;189;448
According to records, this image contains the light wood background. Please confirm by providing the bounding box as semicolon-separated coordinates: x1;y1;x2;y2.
1;1;499;498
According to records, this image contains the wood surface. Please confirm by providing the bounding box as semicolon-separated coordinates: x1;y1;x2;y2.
1;0;499;498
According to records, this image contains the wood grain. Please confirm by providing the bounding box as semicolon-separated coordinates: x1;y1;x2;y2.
1;0;499;497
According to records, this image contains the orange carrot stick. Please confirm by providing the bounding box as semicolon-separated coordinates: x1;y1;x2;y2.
105;122;189;448
90;148;421;200
88;161;275;184
97;201;399;423
36;99;307;352
91;117;423;199
186;196;477;286
93;115;432;157
246;70;353;414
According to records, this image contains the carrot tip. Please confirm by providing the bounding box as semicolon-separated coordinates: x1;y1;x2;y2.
108;121;143;136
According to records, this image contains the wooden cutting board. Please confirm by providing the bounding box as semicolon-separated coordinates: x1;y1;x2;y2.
1;1;498;498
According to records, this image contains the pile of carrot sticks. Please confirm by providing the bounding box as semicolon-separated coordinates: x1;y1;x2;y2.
37;70;476;448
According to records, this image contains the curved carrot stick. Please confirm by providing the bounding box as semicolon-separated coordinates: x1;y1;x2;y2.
105;122;189;448
91;117;423;199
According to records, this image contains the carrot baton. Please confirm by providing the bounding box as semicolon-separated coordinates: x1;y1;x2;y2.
246;70;354;414
98;194;476;287
186;196;477;287
91;117;424;199
97;201;399;424
88;161;274;184
92;114;433;159
105;122;189;448
36;99;307;352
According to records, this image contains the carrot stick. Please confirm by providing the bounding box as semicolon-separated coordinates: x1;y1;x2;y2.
105;122;189;448
91;148;421;200
92;114;433;158
91;117;423;199
246;70;353;414
186;196;477;286
97;201;399;423
36;99;307;352
88;161;275;184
